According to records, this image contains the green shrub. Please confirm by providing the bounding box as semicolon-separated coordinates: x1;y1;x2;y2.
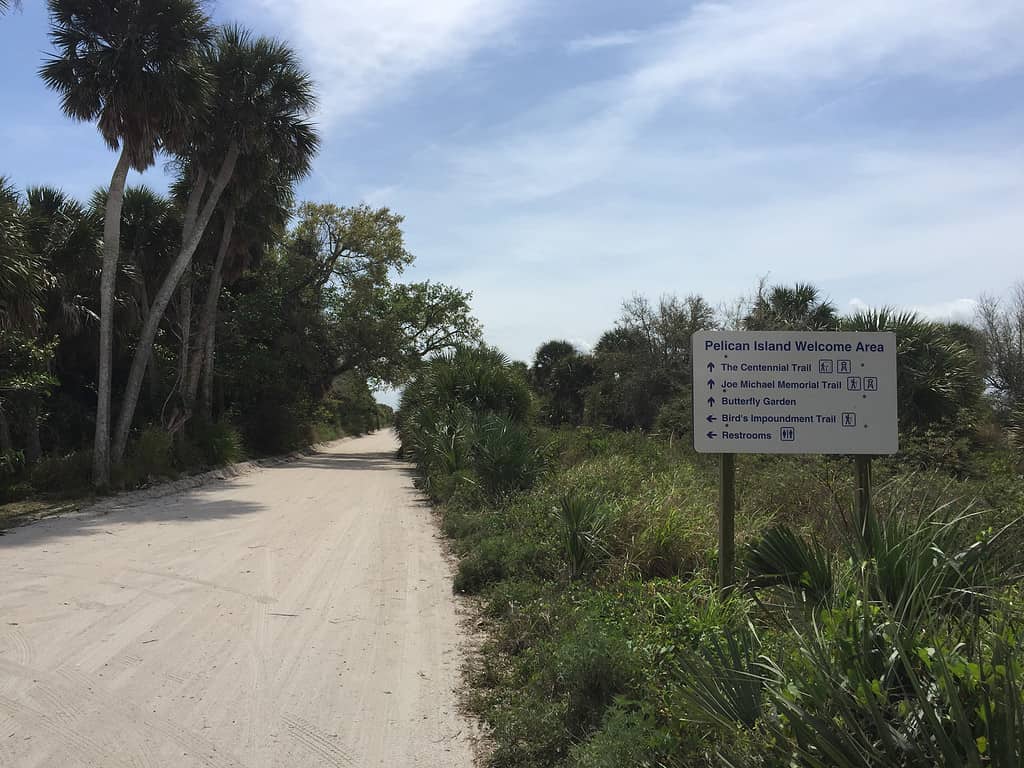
555;627;638;738
189;419;244;466
454;535;548;594
473;415;547;499
28;448;92;495
119;426;175;486
454;537;509;593
568;702;677;768
557;491;608;580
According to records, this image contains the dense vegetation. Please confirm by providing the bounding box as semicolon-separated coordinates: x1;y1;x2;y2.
0;0;479;504
398;281;1024;767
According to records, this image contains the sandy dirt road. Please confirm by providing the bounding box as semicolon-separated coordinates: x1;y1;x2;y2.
0;430;477;768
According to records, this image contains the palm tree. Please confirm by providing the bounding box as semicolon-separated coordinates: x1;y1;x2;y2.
184;155;296;416
21;187;102;461
0;177;40;455
744;282;838;331
842;308;983;430
40;0;213;488
0;1;23;15
119;186;178;409
111;25;318;465
0;177;39;332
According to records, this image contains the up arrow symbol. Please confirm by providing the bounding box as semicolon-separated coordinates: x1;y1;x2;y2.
707;378;716;389
707;362;715;372
707;396;715;407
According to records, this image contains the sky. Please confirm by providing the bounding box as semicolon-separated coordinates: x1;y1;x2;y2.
2;0;1023;370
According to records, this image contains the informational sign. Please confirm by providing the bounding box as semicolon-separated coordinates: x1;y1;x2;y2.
692;331;898;454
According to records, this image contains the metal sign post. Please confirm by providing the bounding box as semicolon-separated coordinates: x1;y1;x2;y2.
719;453;736;595
692;331;898;595
855;454;873;551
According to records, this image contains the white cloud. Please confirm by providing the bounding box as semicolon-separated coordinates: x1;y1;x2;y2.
566;30;645;54
451;0;1024;203
631;0;1024;105
407;142;1023;361
849;298;979;323
245;0;530;125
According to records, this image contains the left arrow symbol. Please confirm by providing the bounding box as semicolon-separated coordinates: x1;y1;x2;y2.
706;414;717;423
706;431;718;439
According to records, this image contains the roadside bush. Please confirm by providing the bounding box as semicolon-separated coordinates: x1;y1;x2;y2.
473;415;547;499
29;448;92;495
437;417;1024;767
119;426;175;486
189;419;244;466
455;534;550;594
555;627;638;738
680;491;1024;767
398;346;544;503
568;703;677;768
653;395;692;443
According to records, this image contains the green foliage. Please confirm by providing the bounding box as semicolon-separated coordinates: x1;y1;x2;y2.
567;703;676;768
744;525;834;605
40;0;214;169
435;422;1024;767
557;491;608;580
584;294;716;432
653;395;693;441
843;308;984;431
28;449;92;495
187;419;244;466
743;281;838;331
473;415;547;499
121;426;175;483
397;345;539;501
0;176;42;331
532;341;595;426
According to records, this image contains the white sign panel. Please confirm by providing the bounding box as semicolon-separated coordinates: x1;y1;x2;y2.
692;331;898;454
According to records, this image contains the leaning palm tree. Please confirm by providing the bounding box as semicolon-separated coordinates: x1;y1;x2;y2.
40;0;213;487
184;154;296;414
111;25;319;465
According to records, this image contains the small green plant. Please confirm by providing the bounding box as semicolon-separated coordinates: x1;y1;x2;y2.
472;415;546;499
744;524;834;606
557;491;608;580
189;419;244;466
121;426;175;486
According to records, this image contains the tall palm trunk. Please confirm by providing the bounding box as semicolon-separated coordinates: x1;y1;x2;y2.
111;144;240;465
173;167;207;415
92;146;131;488
135;272;160;409
186;207;234;407
178;268;193;399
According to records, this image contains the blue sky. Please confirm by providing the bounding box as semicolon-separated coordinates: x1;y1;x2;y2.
3;0;1023;367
